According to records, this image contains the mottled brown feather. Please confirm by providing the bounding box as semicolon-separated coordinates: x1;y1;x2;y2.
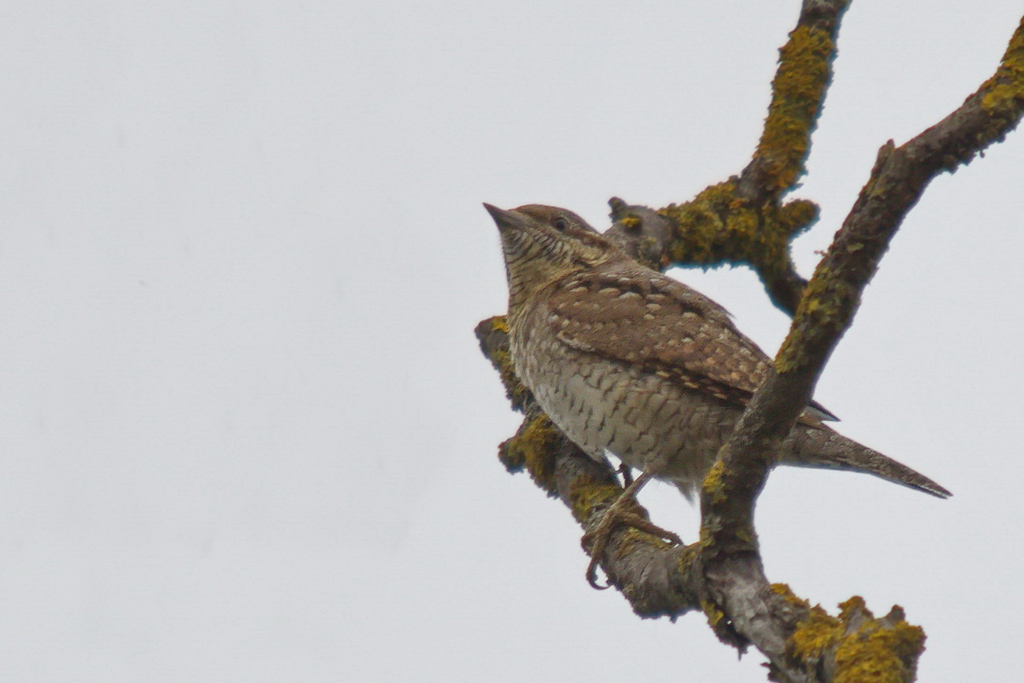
486;202;949;498
545;266;828;425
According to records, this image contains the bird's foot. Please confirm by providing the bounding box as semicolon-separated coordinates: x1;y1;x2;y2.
582;472;682;589
617;463;634;487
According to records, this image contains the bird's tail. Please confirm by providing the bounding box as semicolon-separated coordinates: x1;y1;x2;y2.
786;426;951;499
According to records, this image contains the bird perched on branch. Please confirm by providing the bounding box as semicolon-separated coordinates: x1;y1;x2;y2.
484;203;950;506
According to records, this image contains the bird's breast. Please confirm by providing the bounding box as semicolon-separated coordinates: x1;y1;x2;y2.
511;321;740;492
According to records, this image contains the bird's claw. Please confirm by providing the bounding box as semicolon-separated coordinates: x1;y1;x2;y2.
581;473;682;589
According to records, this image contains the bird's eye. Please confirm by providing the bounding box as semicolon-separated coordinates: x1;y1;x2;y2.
552;217;570;232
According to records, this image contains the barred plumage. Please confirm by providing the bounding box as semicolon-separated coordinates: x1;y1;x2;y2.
486;202;950;500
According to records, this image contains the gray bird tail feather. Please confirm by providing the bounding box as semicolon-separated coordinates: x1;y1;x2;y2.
790;427;951;499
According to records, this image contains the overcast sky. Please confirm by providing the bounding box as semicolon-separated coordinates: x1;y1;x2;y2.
2;1;1023;681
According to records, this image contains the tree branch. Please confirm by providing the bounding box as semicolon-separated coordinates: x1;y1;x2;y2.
698;12;1024;680
477;7;1024;683
476;316;703;618
609;0;851;315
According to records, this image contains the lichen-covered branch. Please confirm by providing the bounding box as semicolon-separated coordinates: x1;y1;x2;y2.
737;0;850;201
605;0;850;315
476;316;702;618
476;7;1024;683
659;184;817;314
477;319;928;680
697;12;1024;681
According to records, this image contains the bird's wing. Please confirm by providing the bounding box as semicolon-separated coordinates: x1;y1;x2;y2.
546;267;833;422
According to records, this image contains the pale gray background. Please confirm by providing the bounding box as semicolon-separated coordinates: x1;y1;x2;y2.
1;1;1022;681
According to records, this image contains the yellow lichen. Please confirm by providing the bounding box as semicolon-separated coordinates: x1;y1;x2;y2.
658;182;817;301
702;599;726;630
787;597;924;683
498;413;560;494
566;481;621;525
775;266;856;373
833;623;924;683
980;16;1024;116
490;316;510;334
771;583;809;609
755;26;836;192
660;182;735;265
833;599;924;683
777;199;818;237
492;347;530;411
651;17;838;292
620;215;642;231
481;316;531;411
701;460;728;504
788;605;843;661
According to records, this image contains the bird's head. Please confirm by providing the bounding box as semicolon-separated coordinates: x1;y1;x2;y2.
484;203;614;308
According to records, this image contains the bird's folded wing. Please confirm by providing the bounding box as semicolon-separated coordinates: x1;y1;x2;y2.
546;270;833;423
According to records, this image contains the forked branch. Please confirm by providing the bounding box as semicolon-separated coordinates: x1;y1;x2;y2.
477;5;1024;682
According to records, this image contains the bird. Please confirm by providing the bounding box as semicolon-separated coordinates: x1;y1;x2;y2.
484;202;951;505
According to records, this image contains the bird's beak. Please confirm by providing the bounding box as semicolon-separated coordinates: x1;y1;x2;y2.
483;203;529;233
